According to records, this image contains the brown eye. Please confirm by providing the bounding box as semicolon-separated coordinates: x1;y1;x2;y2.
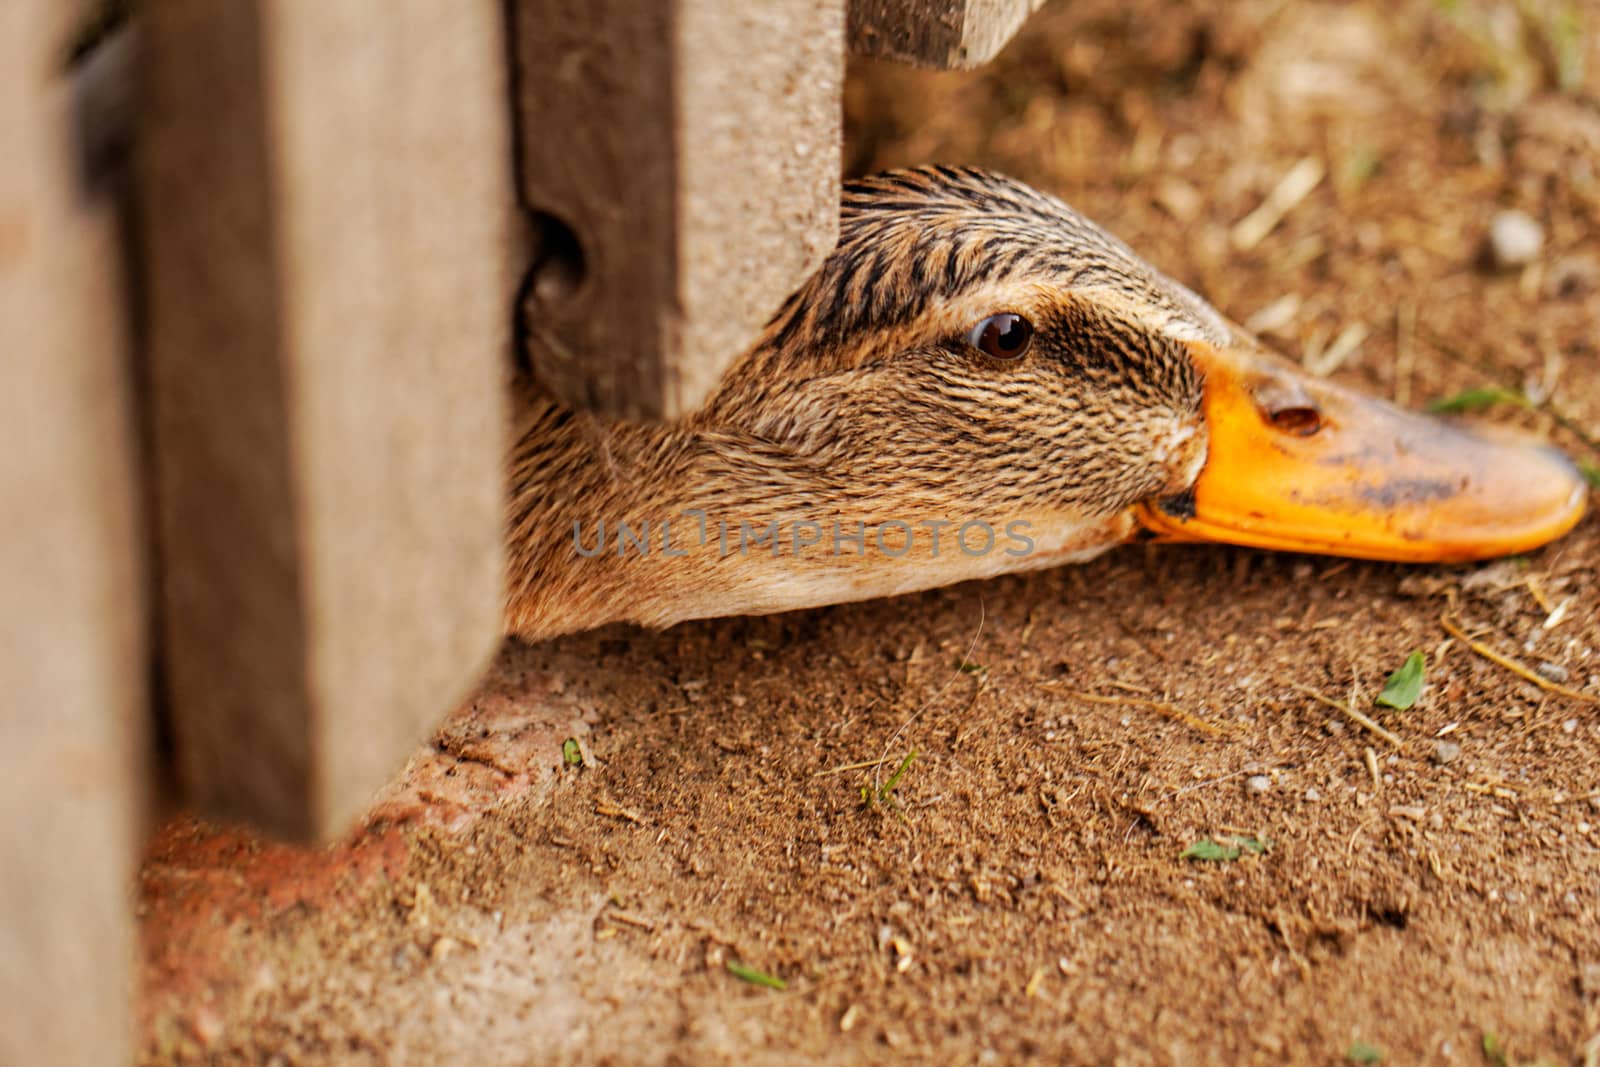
969;313;1033;360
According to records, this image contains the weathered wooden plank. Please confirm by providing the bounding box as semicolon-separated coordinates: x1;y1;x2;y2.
513;0;844;420
0;4;142;1065
138;1;512;840
849;0;1050;68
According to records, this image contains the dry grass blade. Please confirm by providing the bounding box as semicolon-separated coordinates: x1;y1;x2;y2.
1024;967;1046;998
1065;690;1229;738
1287;682;1405;749
1232;156;1325;251
1439;614;1599;703
1244;292;1301;335
595;799;644;823
1304;321;1368;377
813;756;896;778
1394;301;1416;407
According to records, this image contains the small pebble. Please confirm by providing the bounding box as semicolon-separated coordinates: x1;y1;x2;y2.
1245;774;1272;795
1564;719;1580;735
1432;740;1462;765
1487;209;1544;269
1536;661;1570;684
1304;787;1322;802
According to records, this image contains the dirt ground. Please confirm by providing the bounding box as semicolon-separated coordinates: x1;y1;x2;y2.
136;1;1600;1063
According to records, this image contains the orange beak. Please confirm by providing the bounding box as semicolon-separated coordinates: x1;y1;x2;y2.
1135;341;1588;562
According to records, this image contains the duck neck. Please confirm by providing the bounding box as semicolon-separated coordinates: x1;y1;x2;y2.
503;387;840;641
502;381;1122;643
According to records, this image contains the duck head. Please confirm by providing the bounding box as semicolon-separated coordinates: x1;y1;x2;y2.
505;167;1586;640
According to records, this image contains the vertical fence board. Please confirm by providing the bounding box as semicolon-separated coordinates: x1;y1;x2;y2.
138;0;512;840
849;0;1049;68
0;3;142;1064
513;0;844;420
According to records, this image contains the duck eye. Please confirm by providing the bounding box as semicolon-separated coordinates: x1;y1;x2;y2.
969;313;1033;360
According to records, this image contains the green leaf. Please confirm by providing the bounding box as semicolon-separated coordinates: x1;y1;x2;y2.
1181;838;1241;862
726;960;787;991
861;751;919;810
1347;1041;1383;1064
1377;652;1426;710
878;750;918;804
561;738;582;766
957;660;987;674
1579;462;1600;489
1481;1031;1507;1067
1234;834;1271;855
1426;387;1528;414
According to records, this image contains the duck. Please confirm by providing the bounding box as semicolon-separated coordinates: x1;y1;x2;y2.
505;166;1586;642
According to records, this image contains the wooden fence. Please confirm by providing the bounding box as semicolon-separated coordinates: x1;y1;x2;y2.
3;1;1046;1061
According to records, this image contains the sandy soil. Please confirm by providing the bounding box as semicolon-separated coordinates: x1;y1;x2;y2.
137;1;1600;1063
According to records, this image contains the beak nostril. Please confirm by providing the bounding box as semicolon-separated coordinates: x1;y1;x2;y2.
1247;371;1323;436
1269;406;1323;436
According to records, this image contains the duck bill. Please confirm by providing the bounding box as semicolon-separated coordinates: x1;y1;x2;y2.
1135;341;1587;563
